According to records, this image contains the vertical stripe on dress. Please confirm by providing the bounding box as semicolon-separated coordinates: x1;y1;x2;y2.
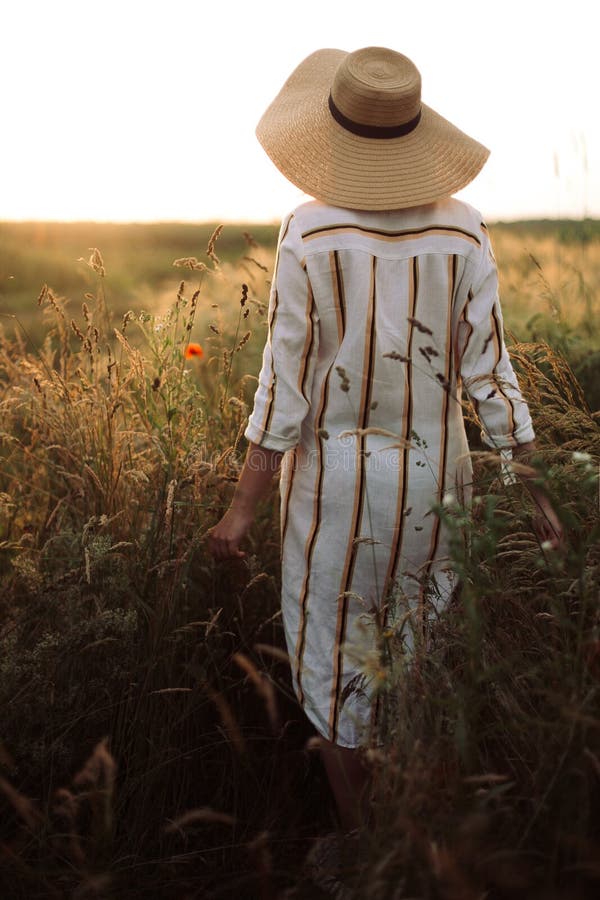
297;281;316;403
280;447;298;553
420;255;456;618
382;256;419;600
490;304;517;441
372;256;418;742
329;250;347;344
294;252;347;703
329;256;377;743
259;216;293;437
455;288;474;376
260;290;278;436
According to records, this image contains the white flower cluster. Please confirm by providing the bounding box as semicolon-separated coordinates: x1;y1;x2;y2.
572;450;596;475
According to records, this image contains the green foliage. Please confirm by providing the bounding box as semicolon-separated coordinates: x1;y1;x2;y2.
493;217;600;245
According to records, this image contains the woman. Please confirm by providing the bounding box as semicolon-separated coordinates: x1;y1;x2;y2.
208;47;562;832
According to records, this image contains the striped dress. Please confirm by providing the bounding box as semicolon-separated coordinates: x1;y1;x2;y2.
244;198;535;748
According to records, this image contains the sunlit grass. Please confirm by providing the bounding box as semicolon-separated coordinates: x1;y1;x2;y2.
0;221;599;898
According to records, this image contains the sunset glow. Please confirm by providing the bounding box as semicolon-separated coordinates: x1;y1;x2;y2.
1;0;597;223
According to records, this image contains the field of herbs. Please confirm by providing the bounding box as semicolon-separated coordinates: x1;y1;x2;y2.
0;219;599;899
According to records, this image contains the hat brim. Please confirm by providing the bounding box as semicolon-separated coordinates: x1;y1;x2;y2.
256;49;490;211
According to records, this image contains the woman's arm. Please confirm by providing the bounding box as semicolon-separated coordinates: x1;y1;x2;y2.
209;214;316;562
512;440;563;549
457;227;563;551
208;442;283;560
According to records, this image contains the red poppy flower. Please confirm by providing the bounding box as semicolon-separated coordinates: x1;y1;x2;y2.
184;343;204;359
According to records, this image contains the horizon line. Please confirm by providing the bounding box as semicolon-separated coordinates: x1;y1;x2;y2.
1;214;598;227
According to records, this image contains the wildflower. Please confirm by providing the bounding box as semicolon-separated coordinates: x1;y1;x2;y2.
572;451;592;464
185;343;204;359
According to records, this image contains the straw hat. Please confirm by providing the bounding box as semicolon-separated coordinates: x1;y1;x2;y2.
256;47;490;210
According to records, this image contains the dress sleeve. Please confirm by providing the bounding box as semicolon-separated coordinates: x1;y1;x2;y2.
457;226;535;449
244;213;319;452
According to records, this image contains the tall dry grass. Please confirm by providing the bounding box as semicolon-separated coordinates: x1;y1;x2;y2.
0;223;599;899
1;230;324;899
492;223;600;410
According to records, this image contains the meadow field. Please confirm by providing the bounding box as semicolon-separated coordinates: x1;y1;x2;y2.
0;219;599;899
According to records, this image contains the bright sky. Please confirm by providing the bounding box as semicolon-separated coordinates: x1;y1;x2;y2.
1;0;597;223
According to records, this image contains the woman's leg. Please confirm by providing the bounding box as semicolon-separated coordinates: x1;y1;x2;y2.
319;739;370;832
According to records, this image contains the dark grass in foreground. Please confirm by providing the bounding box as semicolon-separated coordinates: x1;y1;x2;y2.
0;234;599;898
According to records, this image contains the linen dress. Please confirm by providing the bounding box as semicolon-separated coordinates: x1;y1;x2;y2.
244;198;535;748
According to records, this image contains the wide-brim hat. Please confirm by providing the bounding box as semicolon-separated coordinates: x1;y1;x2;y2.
256;47;490;210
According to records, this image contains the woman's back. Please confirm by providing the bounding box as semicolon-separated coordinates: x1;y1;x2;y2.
247;196;529;451
245;197;534;746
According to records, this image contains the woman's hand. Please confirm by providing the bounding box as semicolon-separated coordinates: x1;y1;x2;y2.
530;489;564;551
207;442;284;562
512;440;564;551
208;506;254;561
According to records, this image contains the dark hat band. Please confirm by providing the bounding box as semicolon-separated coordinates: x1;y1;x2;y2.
328;93;422;139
